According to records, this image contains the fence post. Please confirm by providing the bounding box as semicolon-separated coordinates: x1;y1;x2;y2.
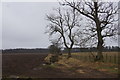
82;55;84;61
89;55;90;62
105;54;107;63
85;55;86;61
114;54;116;64
84;56;86;62
81;55;83;60
80;55;82;61
79;55;81;60
109;56;111;63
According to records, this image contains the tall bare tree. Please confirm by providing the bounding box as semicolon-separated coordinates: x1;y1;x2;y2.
46;8;81;58
63;0;118;61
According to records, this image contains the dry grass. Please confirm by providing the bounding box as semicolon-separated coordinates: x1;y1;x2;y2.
63;52;119;74
66;52;119;64
72;52;118;56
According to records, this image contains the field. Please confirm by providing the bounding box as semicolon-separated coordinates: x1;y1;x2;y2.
2;52;119;79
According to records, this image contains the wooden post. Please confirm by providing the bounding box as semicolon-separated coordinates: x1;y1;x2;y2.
105;54;107;63
89;55;90;62
109;56;111;63
114;54;116;64
83;55;85;61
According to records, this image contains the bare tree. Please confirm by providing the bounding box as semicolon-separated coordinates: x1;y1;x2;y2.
63;0;118;61
46;7;81;58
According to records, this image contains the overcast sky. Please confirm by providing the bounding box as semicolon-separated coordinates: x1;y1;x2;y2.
1;2;118;49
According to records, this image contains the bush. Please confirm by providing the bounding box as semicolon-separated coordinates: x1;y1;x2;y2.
48;44;61;55
44;54;59;65
50;54;59;63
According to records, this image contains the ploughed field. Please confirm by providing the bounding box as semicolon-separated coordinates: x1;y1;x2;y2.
2;53;118;78
2;53;47;78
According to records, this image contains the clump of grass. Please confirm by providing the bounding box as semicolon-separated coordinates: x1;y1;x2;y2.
96;65;118;73
67;67;77;71
56;57;82;68
42;63;58;69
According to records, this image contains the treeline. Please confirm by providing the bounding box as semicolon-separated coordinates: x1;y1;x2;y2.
2;46;120;54
68;46;120;53
2;48;49;54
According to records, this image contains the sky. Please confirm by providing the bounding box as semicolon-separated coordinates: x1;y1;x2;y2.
1;2;119;49
2;2;60;49
0;2;2;49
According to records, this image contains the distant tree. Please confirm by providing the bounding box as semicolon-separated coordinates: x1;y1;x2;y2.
48;43;61;55
46;7;82;58
63;0;118;61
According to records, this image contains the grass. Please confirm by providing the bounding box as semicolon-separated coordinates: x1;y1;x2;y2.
66;52;119;64
62;52;119;74
44;53;119;74
96;65;118;73
42;63;58;69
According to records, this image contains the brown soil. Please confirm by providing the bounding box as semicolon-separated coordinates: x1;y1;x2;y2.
2;53;118;78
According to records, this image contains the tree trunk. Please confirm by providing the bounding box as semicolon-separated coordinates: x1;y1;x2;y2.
67;48;71;59
96;22;104;61
95;21;104;61
94;2;104;62
96;41;103;61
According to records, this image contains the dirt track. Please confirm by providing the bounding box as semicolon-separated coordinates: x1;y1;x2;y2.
2;53;118;78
